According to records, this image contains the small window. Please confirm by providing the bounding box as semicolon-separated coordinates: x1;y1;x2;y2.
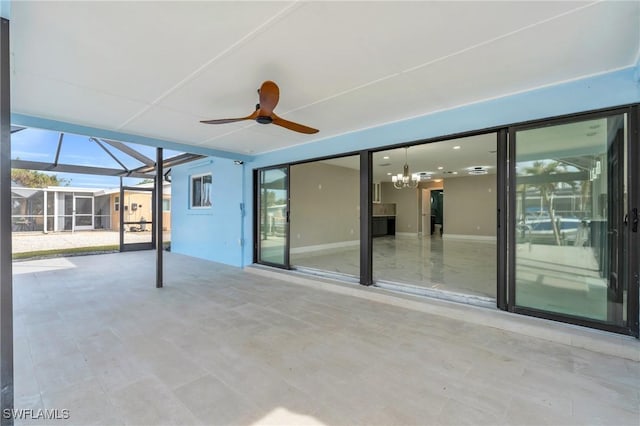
191;174;212;208
162;198;171;211
114;196;120;212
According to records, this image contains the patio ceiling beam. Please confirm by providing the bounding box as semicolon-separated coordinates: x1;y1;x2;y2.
99;138;154;167
163;153;207;168
90;137;130;172
133;153;206;174
11;159;154;179
51;132;64;168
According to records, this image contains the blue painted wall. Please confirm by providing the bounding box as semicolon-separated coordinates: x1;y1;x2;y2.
0;0;10;20
171;157;245;267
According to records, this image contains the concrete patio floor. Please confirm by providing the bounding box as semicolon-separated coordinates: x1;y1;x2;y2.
12;251;640;425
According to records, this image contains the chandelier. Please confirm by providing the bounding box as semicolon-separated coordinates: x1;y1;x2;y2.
392;148;420;189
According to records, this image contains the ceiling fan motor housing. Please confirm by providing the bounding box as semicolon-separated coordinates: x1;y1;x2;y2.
256;116;273;124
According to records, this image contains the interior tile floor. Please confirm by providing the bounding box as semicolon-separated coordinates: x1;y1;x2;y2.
292;234;496;298
13;251;639;425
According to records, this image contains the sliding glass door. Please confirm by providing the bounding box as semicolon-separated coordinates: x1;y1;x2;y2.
509;110;636;333
256;166;290;268
371;135;498;300
289;156;360;278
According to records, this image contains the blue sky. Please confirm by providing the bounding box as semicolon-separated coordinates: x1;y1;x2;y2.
12;127;182;188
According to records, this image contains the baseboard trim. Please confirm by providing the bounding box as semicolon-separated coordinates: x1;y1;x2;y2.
442;234;496;242
290;239;359;254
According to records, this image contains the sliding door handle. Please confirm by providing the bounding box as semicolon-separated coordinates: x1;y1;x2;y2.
632;208;638;233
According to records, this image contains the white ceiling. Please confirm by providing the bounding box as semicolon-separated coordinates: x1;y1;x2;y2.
321;132;497;183
9;1;640;157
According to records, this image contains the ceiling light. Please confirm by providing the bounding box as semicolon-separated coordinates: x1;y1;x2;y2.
434;179;442;183
392;147;420;189
467;166;488;175
437;166;444;170
453;146;461;150
386;172;392;176
383;156;389;160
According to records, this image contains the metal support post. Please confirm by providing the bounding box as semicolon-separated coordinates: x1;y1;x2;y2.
0;17;14;426
155;148;163;288
359;150;372;285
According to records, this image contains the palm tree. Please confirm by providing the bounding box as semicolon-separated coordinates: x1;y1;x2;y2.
523;161;566;245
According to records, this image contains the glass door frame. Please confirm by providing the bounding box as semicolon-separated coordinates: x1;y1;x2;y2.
506;106;639;337
254;165;291;269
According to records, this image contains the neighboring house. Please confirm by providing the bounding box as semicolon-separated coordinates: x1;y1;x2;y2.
10;182;171;232
103;182;171;232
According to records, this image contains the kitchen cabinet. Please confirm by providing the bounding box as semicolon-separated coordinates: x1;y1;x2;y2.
372;216;396;237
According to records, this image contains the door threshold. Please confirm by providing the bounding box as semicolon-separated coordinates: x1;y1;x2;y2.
292;266;361;285
374;280;495;309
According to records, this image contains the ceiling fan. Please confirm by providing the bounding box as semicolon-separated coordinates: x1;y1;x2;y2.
200;81;319;134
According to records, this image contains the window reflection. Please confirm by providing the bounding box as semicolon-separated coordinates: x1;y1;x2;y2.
514;115;627;326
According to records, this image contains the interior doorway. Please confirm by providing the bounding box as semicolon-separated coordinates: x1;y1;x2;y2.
431;189;444;236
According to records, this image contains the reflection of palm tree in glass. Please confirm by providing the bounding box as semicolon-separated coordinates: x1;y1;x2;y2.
523;161;565;246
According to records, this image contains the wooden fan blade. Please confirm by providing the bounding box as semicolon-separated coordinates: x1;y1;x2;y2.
201;110;258;124
258;81;279;115
272;114;319;134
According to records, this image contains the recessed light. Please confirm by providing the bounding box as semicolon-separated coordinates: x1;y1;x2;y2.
467;166;488;175
383;156;390;160
453;172;458;175
453;146;461;150
437;166;444;170
386;172;392;176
